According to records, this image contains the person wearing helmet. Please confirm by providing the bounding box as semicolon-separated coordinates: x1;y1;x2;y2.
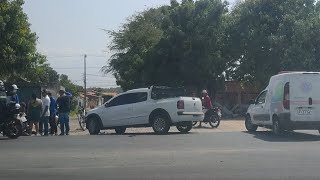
199;89;213;127
7;84;19;104
0;80;7;122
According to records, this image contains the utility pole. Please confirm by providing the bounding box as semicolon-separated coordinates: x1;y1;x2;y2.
84;54;87;111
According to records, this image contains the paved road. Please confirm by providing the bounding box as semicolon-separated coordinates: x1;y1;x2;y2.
1;131;320;180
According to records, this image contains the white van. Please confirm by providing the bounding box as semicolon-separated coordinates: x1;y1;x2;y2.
245;72;320;135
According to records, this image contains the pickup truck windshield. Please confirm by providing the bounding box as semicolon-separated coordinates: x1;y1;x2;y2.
151;86;186;100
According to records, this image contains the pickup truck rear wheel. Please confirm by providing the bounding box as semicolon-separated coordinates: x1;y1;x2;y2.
115;127;126;135
176;121;192;133
152;115;170;135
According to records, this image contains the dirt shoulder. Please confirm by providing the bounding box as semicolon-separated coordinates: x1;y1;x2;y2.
69;118;248;136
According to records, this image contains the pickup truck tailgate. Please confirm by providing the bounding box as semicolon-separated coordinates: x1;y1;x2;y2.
182;97;202;113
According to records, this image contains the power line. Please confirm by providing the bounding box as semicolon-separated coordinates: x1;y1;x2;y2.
86;74;110;77
46;54;107;58
53;67;103;69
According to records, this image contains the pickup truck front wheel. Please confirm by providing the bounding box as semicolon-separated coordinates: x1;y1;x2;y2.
176;121;192;133
152;115;170;135
87;117;101;135
115;127;126;135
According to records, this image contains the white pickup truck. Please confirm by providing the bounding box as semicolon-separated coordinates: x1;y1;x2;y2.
85;86;204;135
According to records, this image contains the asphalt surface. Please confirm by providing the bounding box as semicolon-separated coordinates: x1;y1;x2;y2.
1;130;320;180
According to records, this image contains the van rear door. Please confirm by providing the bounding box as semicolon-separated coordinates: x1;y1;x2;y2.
291;73;320;122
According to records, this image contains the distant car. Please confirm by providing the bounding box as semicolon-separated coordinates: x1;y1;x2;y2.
85;86;204;135
246;71;320;135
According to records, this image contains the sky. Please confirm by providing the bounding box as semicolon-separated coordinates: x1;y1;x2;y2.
23;0;235;88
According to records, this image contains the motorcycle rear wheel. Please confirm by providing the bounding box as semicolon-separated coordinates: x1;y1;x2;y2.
209;114;220;128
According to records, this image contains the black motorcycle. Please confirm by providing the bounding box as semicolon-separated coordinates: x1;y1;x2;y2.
193;107;222;128
0;103;23;139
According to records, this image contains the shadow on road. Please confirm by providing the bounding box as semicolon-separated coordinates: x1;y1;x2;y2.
97;132;195;136
0;137;10;141
243;131;320;142
193;126;215;129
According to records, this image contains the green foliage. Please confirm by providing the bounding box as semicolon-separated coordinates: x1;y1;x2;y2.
104;6;169;90
227;0;320;88
0;0;44;80
144;0;228;94
105;0;228;93
106;0;320;92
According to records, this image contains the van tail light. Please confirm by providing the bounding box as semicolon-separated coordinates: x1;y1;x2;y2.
309;97;313;105
177;100;184;109
283;82;290;110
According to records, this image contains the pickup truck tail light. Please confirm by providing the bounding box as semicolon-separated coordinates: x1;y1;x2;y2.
177;100;184;109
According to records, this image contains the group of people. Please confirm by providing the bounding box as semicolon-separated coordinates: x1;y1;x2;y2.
0;80;72;136
28;89;72;136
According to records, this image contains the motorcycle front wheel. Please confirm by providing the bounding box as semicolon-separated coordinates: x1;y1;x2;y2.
5;119;22;139
209;114;220;128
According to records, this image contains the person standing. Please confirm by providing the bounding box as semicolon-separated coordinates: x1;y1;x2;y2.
56;90;71;136
48;91;58;135
28;93;42;136
41;90;50;136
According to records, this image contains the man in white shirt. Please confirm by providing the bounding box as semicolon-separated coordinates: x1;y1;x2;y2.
41;89;51;136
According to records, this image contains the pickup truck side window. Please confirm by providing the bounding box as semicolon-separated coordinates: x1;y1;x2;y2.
256;91;267;104
108;94;131;107
130;92;147;103
108;93;147;107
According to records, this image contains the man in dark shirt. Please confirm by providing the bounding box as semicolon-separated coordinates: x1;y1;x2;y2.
56;90;71;135
48;91;58;135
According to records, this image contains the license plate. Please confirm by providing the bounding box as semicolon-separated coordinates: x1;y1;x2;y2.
297;108;312;115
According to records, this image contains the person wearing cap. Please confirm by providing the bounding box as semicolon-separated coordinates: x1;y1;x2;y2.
41;89;51;136
199;89;213;127
56;89;71;135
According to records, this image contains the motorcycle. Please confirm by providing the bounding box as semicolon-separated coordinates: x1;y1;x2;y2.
0;102;23;139
193;107;222;128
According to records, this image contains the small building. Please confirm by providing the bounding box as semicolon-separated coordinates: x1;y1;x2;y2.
78;91;104;109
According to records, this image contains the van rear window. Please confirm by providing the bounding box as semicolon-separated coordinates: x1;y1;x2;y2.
283;82;290;110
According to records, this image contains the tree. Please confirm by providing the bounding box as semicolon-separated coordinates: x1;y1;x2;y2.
0;0;46;81
103;6;169;90
227;0;320;88
105;0;229;94
144;0;228;94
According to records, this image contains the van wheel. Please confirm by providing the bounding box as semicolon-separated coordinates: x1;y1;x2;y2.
115;127;126;135
152;115;170;135
272;119;283;136
245;115;257;132
88;117;101;135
